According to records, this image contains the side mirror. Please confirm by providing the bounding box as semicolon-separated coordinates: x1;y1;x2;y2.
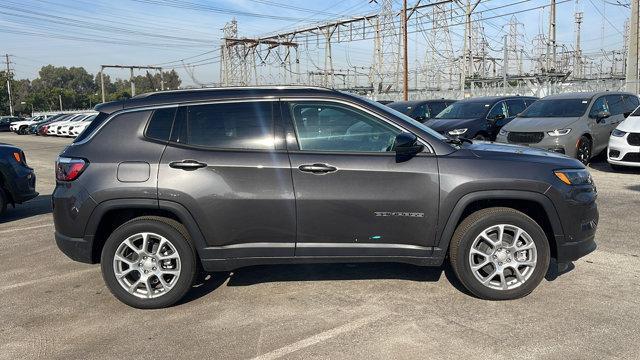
414;115;427;123
393;132;424;159
596;111;611;122
488;114;505;124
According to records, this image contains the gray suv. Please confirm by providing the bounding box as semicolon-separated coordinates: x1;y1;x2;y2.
53;87;598;308
496;92;639;164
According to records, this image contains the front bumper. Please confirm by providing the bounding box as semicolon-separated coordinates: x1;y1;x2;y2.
607;134;640;167
496;133;578;158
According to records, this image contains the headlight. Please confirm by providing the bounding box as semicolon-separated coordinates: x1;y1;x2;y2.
547;128;571;136
448;128;468;136
611;129;627;137
498;128;508;136
554;169;593;186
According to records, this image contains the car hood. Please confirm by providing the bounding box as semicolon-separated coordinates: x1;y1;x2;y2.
460;140;582;166
616;115;640;132
503;116;580;131
423;118;480;132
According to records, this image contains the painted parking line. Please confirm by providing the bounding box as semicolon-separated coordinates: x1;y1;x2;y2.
251;312;387;360
0;223;53;235
0;268;97;292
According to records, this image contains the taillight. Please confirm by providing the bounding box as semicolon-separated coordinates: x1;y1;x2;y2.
56;157;88;181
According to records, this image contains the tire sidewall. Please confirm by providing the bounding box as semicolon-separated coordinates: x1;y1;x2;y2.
0;188;7;215
453;211;550;300
577;136;592;165
100;220;196;309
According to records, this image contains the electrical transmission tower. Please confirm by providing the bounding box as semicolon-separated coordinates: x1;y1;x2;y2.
370;0;401;97
505;16;524;76
423;2;457;95
220;19;252;86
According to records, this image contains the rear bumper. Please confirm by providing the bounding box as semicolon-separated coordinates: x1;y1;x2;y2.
55;231;95;263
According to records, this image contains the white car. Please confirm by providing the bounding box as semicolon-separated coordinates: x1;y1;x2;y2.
607;111;640;169
47;114;90;136
67;114;97;137
10;115;46;134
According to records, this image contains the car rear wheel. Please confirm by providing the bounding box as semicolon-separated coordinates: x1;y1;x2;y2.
449;207;550;300
576;136;592;165
101;216;197;309
473;133;487;141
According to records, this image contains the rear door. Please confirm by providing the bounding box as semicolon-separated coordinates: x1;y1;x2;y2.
282;99;440;258
158;100;296;259
588;96;612;153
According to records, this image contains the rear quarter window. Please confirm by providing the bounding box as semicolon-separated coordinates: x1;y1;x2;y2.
145;108;176;142
73;112;110;143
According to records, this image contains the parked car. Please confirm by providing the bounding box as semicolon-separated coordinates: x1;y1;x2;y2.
47;114;88;136
54;87;597;308
28;114;64;134
423;96;537;140
607;104;640;170
0;143;38;215
387;99;456;123
496;92;639;164
0;116;21;131
0;116;18;131
37;114;72;136
10;115;48;134
68;114;97;137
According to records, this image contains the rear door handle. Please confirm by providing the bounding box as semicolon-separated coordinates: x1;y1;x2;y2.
298;163;337;174
169;160;208;170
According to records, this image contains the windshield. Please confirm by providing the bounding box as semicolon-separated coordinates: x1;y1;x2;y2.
519;98;590;118
435;101;490;119
352;94;448;141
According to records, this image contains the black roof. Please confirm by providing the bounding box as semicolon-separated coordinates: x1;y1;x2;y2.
389;99;456;106
95;86;341;114
456;95;538;103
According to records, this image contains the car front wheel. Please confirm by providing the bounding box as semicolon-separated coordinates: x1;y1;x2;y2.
101;216;197;309
449;207;550;300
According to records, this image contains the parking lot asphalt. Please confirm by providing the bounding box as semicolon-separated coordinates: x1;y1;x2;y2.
0;132;639;360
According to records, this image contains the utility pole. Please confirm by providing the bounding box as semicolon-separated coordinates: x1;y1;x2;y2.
626;0;639;93
503;35;508;94
59;94;63;111
5;54;14;116
99;64;163;101
574;11;583;79
402;0;409;100
460;0;481;98
546;0;557;72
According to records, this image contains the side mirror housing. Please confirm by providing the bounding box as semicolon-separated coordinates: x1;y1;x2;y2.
414;115;427;123
393;132;424;160
596;111;611;122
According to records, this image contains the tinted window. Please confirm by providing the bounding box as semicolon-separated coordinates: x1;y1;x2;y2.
145;108;175;141
387;102;412;115
436;101;490;119
623;95;639;113
73;112;110;143
413;104;430;120
289;102;400;152
524;99;537;107
521;99;590;118
606;95;625;115
487;101;507;119
182;102;274;149
506;99;526;117
589;97;609;118
428;102;448;117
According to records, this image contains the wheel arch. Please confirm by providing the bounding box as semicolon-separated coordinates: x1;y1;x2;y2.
85;199;208;263
436;190;564;259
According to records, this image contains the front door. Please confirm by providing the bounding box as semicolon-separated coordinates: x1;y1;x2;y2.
282;100;439;258
158;101;296;259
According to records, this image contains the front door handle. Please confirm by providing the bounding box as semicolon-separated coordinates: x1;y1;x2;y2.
298;163;337;174
169;160;208;170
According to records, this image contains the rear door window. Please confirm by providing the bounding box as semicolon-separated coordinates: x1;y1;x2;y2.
487;101;507;119
606;95;625;115
589;97;609;118
623;95;639;114
505;99;526;117
175;102;275;150
428;102;448;117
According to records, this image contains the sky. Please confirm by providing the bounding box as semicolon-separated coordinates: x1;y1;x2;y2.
0;0;632;87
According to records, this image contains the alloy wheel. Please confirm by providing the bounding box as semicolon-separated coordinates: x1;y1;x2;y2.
468;224;537;291
112;232;181;299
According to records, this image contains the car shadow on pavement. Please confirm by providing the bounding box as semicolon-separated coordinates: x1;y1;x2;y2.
589;160;640;174
0;194;52;224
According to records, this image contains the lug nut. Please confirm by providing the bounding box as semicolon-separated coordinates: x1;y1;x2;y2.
493;255;497;259
152;267;157;271
507;259;511;262
498;262;503;266
144;270;148;274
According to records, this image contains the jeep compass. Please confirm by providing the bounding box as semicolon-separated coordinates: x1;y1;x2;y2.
53;87;598;308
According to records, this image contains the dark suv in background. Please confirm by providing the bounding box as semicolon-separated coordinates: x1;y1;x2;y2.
54;87;597;308
424;96;537;140
387;99;456;123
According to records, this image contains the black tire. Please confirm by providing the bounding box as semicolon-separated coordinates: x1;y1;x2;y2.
473;133;487;141
449;207;550;300
100;216;198;309
0;188;7;215
576;135;592;165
